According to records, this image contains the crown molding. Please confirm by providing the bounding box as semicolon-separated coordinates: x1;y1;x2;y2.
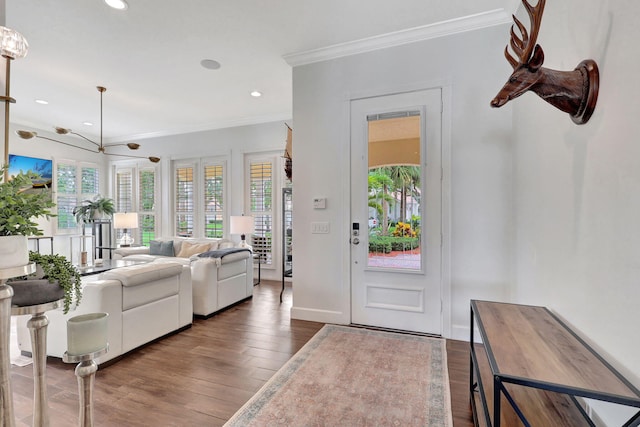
12;112;292;144
283;9;512;67
107;111;292;143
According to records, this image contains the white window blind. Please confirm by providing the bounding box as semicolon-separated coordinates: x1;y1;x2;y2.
55;161;100;231
249;160;273;265
113;164;158;245
115;169;133;212
175;166;194;237
56;163;78;230
114;168;133;243
81;166;99;195
204;164;224;238
139;168;156;245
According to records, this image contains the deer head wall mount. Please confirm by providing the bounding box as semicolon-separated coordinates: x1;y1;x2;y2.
491;0;599;125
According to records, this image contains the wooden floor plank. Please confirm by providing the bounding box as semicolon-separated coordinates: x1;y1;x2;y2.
9;280;474;426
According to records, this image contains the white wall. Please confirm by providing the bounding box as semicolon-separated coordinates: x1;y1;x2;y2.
511;0;640;419
291;25;514;333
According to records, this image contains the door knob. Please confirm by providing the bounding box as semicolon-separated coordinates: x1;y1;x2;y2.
352;237;360;245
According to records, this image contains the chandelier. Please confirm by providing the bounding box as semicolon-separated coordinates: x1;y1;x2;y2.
16;86;160;163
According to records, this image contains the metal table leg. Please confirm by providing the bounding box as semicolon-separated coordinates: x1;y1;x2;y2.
0;284;16;427
12;299;63;427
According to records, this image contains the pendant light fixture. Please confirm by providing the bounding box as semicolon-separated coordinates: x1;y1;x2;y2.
1;26;29;180
16;86;160;163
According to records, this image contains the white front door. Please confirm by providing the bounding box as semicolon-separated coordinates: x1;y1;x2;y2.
350;89;442;334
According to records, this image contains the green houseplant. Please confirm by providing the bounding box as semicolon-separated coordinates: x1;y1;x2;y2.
73;195;115;223
0;166;81;313
0;166;56;269
10;252;82;314
0;166;56;237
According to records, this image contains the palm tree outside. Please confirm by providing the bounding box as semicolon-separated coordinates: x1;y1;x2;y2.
367;165;421;270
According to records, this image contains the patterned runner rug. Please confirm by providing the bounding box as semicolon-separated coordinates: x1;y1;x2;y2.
225;324;453;426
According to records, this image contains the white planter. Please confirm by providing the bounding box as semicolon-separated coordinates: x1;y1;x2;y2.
67;312;109;356
0;235;29;269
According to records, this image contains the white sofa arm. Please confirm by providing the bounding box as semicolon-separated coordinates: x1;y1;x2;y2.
16;279;124;364
113;246;149;260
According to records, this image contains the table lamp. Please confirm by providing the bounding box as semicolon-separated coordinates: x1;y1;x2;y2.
229;215;255;251
113;212;138;247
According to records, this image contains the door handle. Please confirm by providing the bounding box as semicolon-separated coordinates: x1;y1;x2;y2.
352;237;360;245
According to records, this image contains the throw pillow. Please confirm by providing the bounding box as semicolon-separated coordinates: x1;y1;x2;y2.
176;241;211;258
149;240;175;257
219;241;235;249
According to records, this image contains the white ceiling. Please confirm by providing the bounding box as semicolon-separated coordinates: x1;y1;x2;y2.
5;0;516;142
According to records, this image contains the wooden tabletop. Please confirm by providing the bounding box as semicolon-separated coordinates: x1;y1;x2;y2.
472;300;640;405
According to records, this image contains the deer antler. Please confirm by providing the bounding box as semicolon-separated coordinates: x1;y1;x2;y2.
505;0;546;69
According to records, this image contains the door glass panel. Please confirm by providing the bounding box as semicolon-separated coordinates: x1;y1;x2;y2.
366;111;422;270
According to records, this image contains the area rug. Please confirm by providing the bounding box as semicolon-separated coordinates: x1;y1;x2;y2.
224;324;452;426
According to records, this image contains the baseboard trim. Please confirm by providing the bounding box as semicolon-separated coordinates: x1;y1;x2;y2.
451;324;484;343
291;306;347;324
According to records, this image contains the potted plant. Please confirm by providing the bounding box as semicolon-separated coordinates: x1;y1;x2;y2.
0;166;56;269
10;251;82;314
73;195;115;223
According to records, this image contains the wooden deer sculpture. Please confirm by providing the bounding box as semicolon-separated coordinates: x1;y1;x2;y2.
490;0;599;124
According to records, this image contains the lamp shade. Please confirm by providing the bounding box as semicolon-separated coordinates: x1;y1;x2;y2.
229;215;254;235
113;212;138;229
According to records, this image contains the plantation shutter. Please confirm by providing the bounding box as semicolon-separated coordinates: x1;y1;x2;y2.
249;161;273;265
56;162;78;230
115;169;133;242
115;169;133;212
175;166;194;237
80;165;99;195
139;168;156;245
204;164;224;238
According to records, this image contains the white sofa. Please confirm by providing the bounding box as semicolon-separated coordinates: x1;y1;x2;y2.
16;261;192;364
113;236;254;317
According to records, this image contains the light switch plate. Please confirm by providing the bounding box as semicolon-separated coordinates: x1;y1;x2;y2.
313;198;326;209
311;222;330;234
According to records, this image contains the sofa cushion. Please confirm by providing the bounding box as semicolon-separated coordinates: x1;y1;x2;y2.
149;240;175;256
102;262;183;287
176;241;211;258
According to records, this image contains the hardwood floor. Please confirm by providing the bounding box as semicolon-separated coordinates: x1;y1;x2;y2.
10;280;474;426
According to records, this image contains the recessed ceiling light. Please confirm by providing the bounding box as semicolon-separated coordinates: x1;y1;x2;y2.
34;99;48;105
104;0;128;10
250;91;262;98
83;122;94;127
200;59;221;70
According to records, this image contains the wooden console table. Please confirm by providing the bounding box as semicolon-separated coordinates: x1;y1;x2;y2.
470;300;640;426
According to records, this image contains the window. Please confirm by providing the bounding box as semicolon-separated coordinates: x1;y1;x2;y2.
139;168;156;246
173;158;227;238
175;165;194;237
249;159;273;265
204;164;224;238
115;168;133;212
55;161;99;231
114;163;158;245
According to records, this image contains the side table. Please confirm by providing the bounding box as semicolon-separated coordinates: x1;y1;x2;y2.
12;299;63;427
63;346;109;427
0;263;35;427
